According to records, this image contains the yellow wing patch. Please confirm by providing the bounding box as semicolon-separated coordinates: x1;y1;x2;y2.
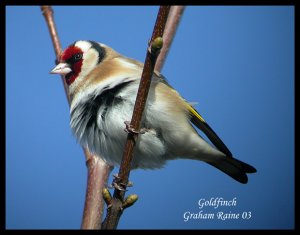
188;105;206;123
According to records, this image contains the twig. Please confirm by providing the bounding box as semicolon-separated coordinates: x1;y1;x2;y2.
101;6;171;230
41;6;113;230
81;151;113;229
40;6;69;103
155;6;186;72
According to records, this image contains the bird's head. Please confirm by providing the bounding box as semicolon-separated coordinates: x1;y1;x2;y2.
50;40;110;85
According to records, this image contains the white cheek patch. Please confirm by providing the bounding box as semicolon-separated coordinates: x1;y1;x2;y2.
81;50;99;74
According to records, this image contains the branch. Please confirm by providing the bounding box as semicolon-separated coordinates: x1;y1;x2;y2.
81;150;113;229
155;6;186;72
40;6;69;103
41;6;113;230
101;6;171;230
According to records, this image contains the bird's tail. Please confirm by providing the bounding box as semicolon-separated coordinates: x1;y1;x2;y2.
205;156;257;184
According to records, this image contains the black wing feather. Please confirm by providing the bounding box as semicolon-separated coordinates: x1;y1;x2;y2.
189;107;233;157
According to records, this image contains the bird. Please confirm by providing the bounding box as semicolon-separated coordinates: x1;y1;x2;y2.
50;40;256;184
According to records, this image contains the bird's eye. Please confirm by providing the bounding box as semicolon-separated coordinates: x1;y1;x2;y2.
74;53;82;61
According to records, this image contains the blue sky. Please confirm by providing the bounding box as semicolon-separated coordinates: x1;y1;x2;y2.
6;6;294;229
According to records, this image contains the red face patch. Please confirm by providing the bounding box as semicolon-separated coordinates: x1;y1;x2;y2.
60;45;84;85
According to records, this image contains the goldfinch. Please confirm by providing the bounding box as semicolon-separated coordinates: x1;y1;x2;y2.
51;40;256;183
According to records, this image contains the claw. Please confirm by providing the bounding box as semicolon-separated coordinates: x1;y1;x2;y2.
124;121;139;134
112;182;127;191
120;181;133;187
108;175;134;191
113;173;121;179
124;121;148;134
110;173;134;191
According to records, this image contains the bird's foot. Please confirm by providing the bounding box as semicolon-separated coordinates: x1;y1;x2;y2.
124;121;147;134
108;174;133;191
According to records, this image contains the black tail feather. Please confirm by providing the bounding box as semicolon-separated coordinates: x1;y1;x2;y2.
207;157;257;184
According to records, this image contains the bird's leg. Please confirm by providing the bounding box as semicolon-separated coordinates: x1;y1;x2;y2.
124;121;148;134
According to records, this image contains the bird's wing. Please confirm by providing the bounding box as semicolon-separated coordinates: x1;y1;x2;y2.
154;73;233;157
188;105;233;157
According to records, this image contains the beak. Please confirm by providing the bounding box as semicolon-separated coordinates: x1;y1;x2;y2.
50;63;72;75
